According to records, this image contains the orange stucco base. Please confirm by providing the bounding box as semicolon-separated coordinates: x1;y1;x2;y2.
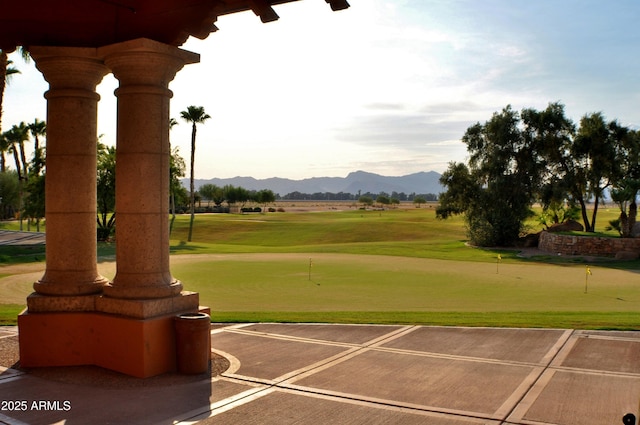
18;306;210;378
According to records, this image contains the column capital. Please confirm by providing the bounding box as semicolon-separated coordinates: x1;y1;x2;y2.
30;46;109;93
99;38;199;87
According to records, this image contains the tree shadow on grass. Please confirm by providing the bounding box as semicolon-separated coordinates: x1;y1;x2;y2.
482;246;640;273
0;245;45;264
170;240;204;254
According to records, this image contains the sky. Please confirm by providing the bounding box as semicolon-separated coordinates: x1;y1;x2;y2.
3;0;640;180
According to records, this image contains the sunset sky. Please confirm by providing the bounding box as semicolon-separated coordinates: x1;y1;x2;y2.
3;0;640;179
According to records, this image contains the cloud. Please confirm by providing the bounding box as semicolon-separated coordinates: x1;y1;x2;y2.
363;103;407;111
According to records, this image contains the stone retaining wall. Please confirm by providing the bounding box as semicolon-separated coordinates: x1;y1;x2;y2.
538;231;640;257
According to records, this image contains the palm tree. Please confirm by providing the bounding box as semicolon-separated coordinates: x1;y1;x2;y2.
4;123;29;230
28;118;46;166
4;124;28;180
0;47;29;139
13;121;30;177
180;106;211;242
0;54;20;137
0;132;9;172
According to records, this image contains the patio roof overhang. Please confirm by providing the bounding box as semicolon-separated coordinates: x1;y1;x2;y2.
0;0;349;51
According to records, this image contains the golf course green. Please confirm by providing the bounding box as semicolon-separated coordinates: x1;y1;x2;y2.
1;204;639;329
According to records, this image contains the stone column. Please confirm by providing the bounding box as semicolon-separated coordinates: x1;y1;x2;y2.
99;39;199;301
30;47;109;300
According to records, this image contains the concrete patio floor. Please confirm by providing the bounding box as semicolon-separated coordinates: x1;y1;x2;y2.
1;323;640;424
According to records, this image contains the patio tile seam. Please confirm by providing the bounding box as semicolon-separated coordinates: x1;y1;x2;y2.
499;330;576;424
546;365;640;379
369;345;548;368
274;384;503;424
178;379;275;423
220;328;364;349
210;323;257;334
574;333;640;343
266;326;424;385
363;325;419;347
218;324;418;350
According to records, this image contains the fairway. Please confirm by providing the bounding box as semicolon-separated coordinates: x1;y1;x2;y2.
1;206;639;328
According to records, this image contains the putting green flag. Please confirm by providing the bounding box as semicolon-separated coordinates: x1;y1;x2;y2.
584;265;592;293
496;254;501;274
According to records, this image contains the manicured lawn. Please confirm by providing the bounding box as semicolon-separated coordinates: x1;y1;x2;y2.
1;205;639;328
171;253;640;329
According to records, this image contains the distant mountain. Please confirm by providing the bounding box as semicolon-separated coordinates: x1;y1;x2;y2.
186;170;444;197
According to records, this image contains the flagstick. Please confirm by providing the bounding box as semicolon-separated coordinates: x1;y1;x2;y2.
584;272;588;294
496;254;501;274
309;258;312;281
584;265;591;294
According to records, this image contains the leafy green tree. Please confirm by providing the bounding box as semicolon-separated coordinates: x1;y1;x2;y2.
437;106;539;246
96;142;116;241
180;106;211;242
358;195;373;207
413;196;427;207
0;170;19;219
376;195;390;206
169;146;186;232
236;186;250;210
609;129;640;237
256;189;276;211
198;183;220;208
533;105;625;232
223;184;239;208
520;103;577;227
211;186;225;207
0;132;9;172
23;172;45;231
23;132;46;231
223;185;250;211
572;113;620;231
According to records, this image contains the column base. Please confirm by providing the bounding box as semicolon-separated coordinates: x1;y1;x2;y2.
18;293;207;378
26;292;100;312
34;276;109;296
102;279;184;300
96;290;199;319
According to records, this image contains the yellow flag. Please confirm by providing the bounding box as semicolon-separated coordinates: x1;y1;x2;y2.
586;266;592;275
497;254;502;261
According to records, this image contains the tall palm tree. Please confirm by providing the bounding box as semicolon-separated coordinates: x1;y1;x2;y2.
180;106;211;242
13;121;30;177
0;54;20;138
28;118;46;167
0;47;29;139
4;124;28;180
4;123;29;230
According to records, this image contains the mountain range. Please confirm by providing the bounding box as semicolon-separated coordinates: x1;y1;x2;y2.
188;170;444;197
